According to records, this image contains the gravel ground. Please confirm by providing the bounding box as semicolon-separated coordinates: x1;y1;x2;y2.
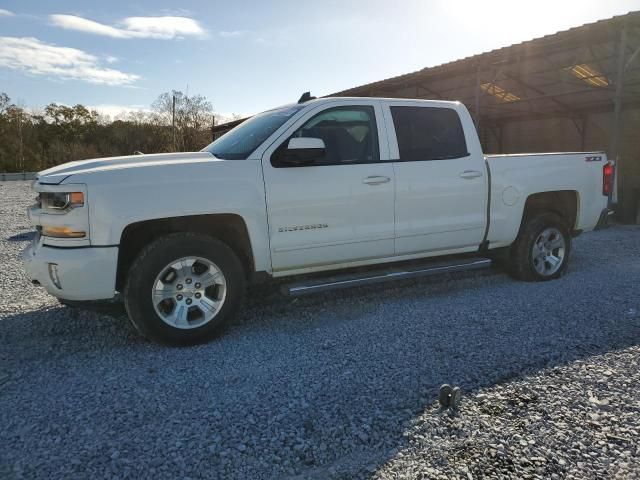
1;180;639;479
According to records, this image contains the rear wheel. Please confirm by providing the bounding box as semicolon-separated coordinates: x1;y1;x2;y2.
124;233;245;345
509;212;571;282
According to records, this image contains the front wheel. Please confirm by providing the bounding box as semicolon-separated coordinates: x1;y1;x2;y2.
509;212;571;282
124;233;246;345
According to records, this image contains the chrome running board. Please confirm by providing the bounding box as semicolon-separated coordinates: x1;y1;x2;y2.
282;257;492;296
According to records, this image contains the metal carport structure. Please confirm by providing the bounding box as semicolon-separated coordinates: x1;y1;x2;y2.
212;11;640;220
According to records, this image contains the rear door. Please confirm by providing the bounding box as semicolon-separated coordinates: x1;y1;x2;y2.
382;101;487;255
262;100;395;273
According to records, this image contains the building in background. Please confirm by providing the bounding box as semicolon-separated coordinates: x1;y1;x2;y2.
212;11;640;222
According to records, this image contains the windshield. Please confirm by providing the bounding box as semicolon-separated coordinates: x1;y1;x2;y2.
202;105;304;160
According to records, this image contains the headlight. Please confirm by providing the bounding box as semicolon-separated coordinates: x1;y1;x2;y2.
40;192;84;211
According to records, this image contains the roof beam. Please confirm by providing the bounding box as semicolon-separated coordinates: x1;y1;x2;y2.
361;51;624;100
502;72;582;117
460;84;632;110
476;98;640;124
415;84;443;99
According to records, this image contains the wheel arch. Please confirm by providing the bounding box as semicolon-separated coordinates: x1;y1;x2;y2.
116;214;255;291
520;190;579;232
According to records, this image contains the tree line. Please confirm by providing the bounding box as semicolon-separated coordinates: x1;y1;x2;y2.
0;91;236;173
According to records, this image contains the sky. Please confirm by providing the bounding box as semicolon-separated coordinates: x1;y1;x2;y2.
1;0;639;120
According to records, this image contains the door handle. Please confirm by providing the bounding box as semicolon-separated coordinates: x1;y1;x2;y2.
362;176;391;185
459;170;483;179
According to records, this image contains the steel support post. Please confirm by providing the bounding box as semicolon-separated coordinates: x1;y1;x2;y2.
611;23;628;204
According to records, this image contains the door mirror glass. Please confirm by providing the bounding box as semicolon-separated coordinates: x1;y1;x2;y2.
288;137;325;151
273;137;326;167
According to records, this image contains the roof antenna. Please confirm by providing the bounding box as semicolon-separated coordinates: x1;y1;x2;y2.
298;91;316;103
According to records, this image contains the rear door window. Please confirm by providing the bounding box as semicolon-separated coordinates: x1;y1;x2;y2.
390;106;468;161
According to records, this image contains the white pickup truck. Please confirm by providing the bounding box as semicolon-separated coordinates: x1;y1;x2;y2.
22;96;612;345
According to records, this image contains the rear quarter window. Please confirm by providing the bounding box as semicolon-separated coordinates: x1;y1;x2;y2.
390;106;468;161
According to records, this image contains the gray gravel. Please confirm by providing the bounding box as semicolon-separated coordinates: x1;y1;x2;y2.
1;180;639;479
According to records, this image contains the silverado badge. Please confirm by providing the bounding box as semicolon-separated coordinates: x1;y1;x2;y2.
278;223;328;233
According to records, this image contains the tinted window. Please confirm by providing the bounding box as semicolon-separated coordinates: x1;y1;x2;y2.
390;106;468;161
202;105;303;160
274;106;379;166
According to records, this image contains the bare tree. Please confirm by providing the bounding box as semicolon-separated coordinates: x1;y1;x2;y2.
152;90;214;152
0;90;217;172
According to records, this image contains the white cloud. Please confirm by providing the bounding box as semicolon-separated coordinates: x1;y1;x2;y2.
219;30;243;38
122;16;207;39
88;104;150;118
0;37;140;85
158;8;193;17
50;14;207;39
50;14;128;38
0;9;14;17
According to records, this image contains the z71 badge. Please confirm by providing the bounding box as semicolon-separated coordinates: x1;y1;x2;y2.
585;155;603;162
278;223;328;233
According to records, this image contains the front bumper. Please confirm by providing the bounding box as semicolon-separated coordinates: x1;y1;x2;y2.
21;235;118;301
594;208;614;230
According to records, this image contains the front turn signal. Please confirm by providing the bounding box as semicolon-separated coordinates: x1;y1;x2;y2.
42;226;86;238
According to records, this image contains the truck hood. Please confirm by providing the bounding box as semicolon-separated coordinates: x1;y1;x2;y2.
37;152;215;184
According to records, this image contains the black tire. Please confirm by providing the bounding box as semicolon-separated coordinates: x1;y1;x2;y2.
124;233;246;346
509;211;571;282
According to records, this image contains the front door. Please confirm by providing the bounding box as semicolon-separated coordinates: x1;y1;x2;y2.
262;101;395;273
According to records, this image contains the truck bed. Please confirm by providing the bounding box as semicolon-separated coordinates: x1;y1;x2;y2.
484;151;608;249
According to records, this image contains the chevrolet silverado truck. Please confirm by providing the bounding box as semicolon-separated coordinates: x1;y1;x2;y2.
22;96;613;345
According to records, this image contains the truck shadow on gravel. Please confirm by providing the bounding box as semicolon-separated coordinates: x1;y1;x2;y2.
1;231;640;479
6;231;36;242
